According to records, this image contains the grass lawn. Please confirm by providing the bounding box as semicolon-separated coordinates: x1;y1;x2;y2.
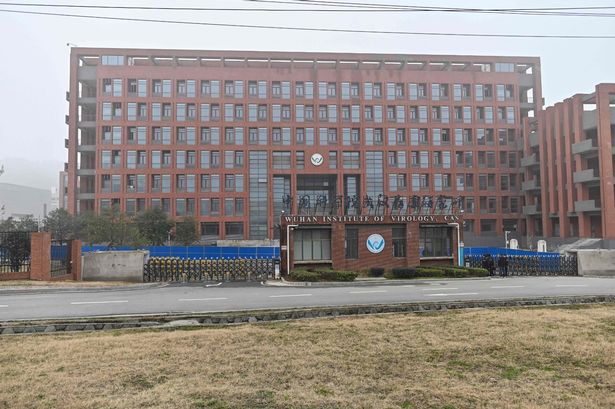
0;305;613;409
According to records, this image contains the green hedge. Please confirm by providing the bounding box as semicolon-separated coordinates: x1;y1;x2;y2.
289;269;358;282
385;266;489;279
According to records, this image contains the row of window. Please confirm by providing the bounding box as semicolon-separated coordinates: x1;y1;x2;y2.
94;171;520;196
99;197;245;219
100;102;518;125
95;126;518;147
101;78;520;102
99;149;519;171
99;173;245;194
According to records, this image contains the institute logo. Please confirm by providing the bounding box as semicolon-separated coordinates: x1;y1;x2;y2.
366;234;385;254
310;153;324;166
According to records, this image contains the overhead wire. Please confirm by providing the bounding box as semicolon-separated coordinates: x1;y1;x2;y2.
1;7;614;39
1;1;615;16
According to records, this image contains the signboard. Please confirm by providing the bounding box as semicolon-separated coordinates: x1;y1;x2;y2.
310;153;324;166
366;234;385;254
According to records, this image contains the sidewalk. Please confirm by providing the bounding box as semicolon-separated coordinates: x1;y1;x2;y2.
0;281;164;295
264;276;490;287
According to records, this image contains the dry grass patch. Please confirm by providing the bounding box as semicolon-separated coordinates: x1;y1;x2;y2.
1;305;614;409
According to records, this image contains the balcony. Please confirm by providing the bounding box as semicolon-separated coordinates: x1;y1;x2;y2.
572;139;598;156
574;199;601;213
582;107;615;131
529;131;539;148
77;65;97;81
520;153;539;168
77;144;96;152
573;169;600;184
76;168;95;176
521;179;540;192
522;204;541;216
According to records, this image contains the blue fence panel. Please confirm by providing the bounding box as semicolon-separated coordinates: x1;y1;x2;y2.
82;245;280;260
464;247;560;257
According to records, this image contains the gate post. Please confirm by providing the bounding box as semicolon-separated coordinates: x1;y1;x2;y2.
30;232;52;281
71;239;82;281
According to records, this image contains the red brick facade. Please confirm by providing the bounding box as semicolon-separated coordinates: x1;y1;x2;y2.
523;83;615;240
280;215;462;274
66;48;541;244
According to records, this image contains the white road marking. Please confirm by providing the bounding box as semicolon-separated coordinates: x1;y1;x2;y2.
401;285;416;287
205;283;222;287
425;292;478;297
555;284;588;288
421;287;459;291
491;285;525;289
269;293;312;298
178;297;228;302
349;290;387;294
0;305;7;308
70;300;128;305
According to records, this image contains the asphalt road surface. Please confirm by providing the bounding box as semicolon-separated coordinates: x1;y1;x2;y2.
1;276;614;321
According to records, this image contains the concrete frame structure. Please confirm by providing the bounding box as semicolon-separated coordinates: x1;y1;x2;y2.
66;47;542;244
523;84;615;241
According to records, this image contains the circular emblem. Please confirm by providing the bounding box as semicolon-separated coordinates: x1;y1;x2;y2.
310;153;324;166
366;234;385;254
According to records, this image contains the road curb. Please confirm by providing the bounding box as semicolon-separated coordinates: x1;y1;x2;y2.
265;276;492;287
1;295;614;335
0;282;165;295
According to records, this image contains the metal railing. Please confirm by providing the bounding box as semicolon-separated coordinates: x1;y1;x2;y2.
0;231;32;273
143;257;275;282
50;240;71;277
464;254;578;276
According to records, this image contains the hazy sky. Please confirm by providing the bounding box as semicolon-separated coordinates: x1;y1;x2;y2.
0;0;613;190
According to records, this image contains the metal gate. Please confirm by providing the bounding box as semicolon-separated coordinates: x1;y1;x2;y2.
143;257;275;282
0;231;31;273
464;254;578;276
50;240;72;277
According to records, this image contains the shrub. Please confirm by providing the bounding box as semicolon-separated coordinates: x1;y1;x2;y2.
289;269;358;282
369;267;385;277
415;267;445;277
466;267;489;277
388;267;417;279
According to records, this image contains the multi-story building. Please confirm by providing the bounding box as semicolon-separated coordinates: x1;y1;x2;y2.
523;83;615;242
66;48;542;245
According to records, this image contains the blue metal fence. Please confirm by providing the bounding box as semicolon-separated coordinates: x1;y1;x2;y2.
82;245;280;259
463;247;560;257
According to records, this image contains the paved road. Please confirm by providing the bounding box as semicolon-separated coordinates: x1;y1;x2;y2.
0;276;614;321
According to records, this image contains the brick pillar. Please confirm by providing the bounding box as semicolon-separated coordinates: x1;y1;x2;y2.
71;239;82;281
30;232;51;281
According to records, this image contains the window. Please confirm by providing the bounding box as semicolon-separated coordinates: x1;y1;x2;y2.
293;229;332;261
225;222;244;238
345;227;358;259
392;226;406;257
343;151;360;169
101;55;124;65
419;227;452;257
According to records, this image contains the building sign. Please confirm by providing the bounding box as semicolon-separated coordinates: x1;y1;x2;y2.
310;153;324;166
282;214;461;224
366;234;385;254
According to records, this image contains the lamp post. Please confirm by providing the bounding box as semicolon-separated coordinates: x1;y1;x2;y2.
285;224;299;276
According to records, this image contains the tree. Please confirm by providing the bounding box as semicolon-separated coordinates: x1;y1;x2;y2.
136;207;174;245
85;207;142;248
174;217;198;246
43;208;74;241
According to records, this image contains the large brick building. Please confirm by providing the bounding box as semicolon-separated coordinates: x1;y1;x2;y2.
523;83;615;242
66;48;542;253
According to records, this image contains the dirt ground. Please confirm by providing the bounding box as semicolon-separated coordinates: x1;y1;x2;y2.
0;305;613;409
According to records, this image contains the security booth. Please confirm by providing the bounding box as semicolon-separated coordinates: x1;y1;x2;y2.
279;213;463;275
